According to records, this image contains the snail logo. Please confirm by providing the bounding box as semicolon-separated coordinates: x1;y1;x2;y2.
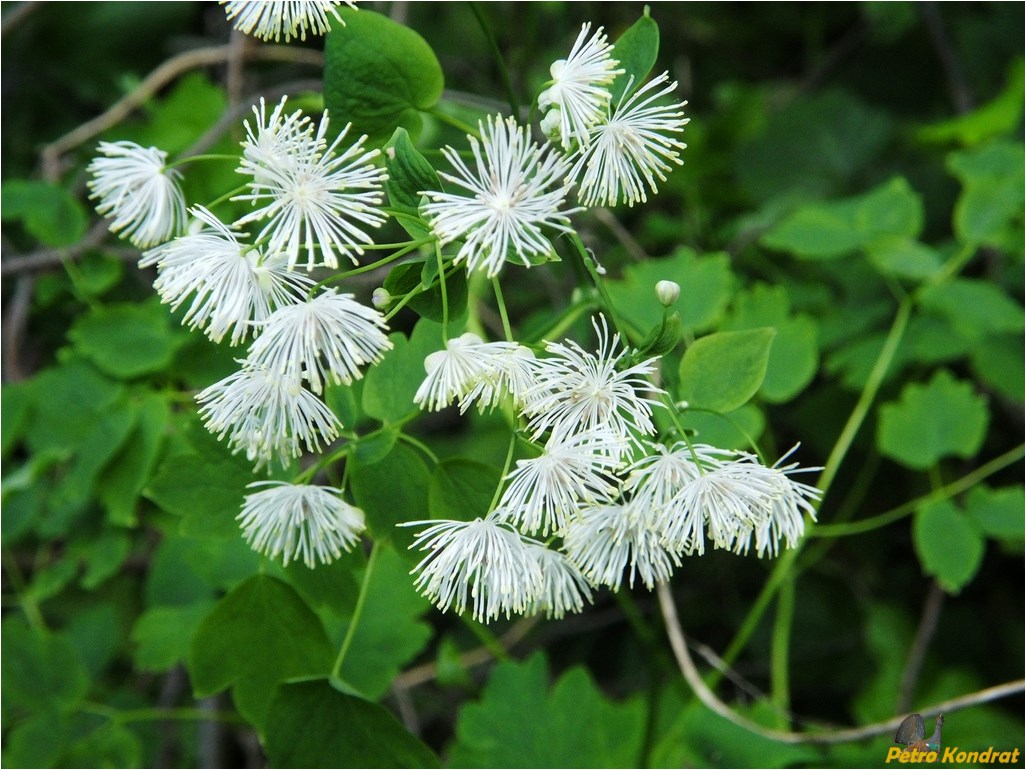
894;712;944;754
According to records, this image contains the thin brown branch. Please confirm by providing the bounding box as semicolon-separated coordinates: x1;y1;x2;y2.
0;1;40;37
657;583;1023;745
591;208;648;262
897;580;946;714
2;275;36;383
393;616;537;689
39;44;324;181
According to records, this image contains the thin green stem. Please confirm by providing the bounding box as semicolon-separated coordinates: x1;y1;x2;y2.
81;703;246;726
2;547;46;631
331;541;381;680
710;297;914;684
462;617;512;661
770;575;795;730
61;255;101;311
486;433;519;514
168;153;238;168
427;107;479;136
436;242;450;340
492;277;514;341
206;183;249;210
812;444;1025;538
924;242;976;287
816;296;912;499
469;2;520;119
568;233;631;342
524;298;597;344
398;432;440;465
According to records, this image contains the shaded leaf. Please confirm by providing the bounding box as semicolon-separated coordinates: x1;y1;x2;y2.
678;328;775;413
913;500;985;593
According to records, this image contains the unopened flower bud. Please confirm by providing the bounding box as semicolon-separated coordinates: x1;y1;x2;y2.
539;109;562;141
655;280;680;307
372;287;390;309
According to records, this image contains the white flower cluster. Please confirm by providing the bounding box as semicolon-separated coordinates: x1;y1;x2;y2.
419;22;689;278
403;316;821;622
87;97;390;565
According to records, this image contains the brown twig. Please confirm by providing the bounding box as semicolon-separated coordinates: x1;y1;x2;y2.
393;616;537;689
39;44;324;181
897;580;946;715
657;583;1024;745
2;275;36;383
0;0;39;37
591;208;648;262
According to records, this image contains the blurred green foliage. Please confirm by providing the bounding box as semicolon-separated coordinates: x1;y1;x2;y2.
2;2;1022;767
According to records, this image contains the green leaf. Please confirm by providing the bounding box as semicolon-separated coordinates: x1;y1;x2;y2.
913;499;985;593
324;8;444;147
145;422;258;539
918;278;1025;339
79;528;130;590
383;127;440;236
58;722;142;770
947;139;1025;245
132;602;215;672
349;442;430;549
362;318;443;423
970;335;1024;401
429;458;501;522
965;485;1024;542
135;72;226;154
673;404;765;450
97;392;169;526
721;284;818;403
383;260;469;324
605;247;734;334
761;177;923;259
609;10;659;102
448;651;646;768
0;179;88;246
265;680;440;768
678;328;775;413
1;618;90;714
189;575;333;728
25;359;124;456
918;58;1024;146
69;300;181;379
864;237;943;281
1;381;33;458
334;546;432;699
876;370;989;469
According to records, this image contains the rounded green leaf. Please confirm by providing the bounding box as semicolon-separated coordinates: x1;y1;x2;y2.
918;278;1025;339
348;442;430;547
362;319;443;424
865;237;943;281
429;458;502;521
69;301;180;379
1;619;90;714
913;500;984;594
189;575;333;728
265;680;440;768
678;328;775;413
324;8;444;147
876;370;989;469
965;485;1024;542
1;179;87;247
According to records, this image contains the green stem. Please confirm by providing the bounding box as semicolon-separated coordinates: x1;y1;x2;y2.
2;547;46;631
568;233;631;342
81;703;246;726
812;444;1025;538
398;432;440;465
486;433;519;514
169;153;239;168
524;298;597;344
711;297;913;684
462;617;512;661
206;183;249;210
492;277;514;341
770;575;795;730
427;107;479;137
816;296;912;499
469;2;521;119
331;541;381;680
436;242;450;341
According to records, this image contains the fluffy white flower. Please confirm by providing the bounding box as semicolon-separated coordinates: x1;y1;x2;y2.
196;362;341;469
524;315;662;448
221;0;353;42
87;141;187;247
140;206;312;345
659;446;821;557
246;288;392;394
403;513;543;622
238;481;365;567
413;333;537;413
624;441;720;512
494;430;621;536
238;97;313;183
563;500;680;590
234;110;387;271
569;72;689;208
524;542;593;619
420;115;579;278
538;23;623;150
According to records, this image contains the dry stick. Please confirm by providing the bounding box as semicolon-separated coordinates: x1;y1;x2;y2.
896;580;947;715
39;44;324;181
1;274;34;382
393;617;537;689
0;0;40;37
657;583;1024;745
